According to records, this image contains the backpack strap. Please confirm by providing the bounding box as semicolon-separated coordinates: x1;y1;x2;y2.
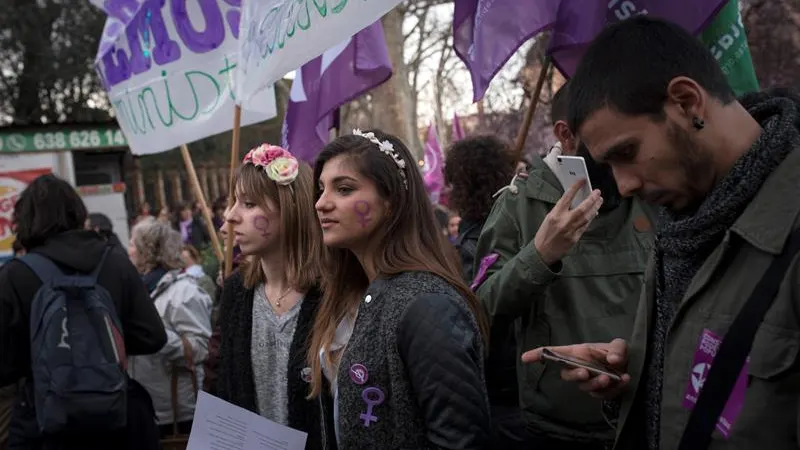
89;247;112;283
18;253;65;285
677;228;800;449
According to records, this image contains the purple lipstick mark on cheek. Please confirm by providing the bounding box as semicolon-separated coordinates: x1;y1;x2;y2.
253;216;270;237
354;201;371;228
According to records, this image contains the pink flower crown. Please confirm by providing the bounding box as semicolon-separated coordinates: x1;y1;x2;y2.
242;144;300;186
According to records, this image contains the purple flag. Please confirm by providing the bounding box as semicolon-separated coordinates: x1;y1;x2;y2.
452;114;466;141
281;21;392;162
454;0;727;101
550;0;726;76
454;0;561;102
423;123;444;204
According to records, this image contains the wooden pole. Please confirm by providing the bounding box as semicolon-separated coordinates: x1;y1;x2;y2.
180;144;224;263
224;105;242;277
156;170;166;209
513;56;552;161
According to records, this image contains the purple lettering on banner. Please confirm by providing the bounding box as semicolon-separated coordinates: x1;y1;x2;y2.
682;329;749;439
171;0;225;54
359;387;385;427
126;0;181;77
101;47;133;87
470;253;499;291
222;0;241;39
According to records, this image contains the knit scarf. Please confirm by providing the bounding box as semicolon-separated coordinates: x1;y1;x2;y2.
644;90;800;449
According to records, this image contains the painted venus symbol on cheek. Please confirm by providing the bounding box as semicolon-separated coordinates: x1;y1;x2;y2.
253;216;270;237
354;201;371;228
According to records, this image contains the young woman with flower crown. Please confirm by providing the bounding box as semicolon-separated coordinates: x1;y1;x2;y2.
205;144;326;449
310;129;492;449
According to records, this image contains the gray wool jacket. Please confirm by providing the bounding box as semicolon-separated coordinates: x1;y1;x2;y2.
320;271;491;449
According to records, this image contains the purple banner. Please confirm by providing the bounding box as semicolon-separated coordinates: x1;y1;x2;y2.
281;21;392;162
454;0;727;101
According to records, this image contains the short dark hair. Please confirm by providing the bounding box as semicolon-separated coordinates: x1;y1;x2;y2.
551;80;570;124
212;195;227;212
88;212;114;233
444;135;516;223
13;174;88;250
567;16;735;133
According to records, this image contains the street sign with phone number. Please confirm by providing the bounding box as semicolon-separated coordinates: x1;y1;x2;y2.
0;128;127;153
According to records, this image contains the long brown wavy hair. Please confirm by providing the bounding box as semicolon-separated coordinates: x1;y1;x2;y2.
233;160;325;291
307;129;490;397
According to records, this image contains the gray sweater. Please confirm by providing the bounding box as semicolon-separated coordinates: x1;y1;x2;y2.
321;271;491;449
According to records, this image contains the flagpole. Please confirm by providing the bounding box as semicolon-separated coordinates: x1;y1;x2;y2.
180;144;224;263
513;56;552;161
224;105;242;278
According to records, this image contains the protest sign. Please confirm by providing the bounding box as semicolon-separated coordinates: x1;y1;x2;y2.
95;0;277;156
236;0;402;108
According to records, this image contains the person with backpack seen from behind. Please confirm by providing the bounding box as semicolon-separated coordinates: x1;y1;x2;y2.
0;174;167;450
127;218;212;438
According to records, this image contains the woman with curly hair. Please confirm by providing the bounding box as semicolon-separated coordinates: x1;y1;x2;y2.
443;135;523;446
443;135;517;282
127;218;213;438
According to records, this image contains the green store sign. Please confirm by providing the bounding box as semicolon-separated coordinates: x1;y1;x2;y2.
0;127;128;153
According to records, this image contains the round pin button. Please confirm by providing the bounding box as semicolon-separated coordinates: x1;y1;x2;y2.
364;294;372;303
350;363;369;385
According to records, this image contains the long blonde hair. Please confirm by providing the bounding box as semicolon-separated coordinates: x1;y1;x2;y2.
233;160;325;291
307;130;490;397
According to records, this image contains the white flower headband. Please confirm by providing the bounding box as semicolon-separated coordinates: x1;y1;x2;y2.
352;129;408;190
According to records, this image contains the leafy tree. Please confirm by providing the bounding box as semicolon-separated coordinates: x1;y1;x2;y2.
0;0;108;125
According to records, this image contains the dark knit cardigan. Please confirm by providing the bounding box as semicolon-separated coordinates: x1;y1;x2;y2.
208;271;323;450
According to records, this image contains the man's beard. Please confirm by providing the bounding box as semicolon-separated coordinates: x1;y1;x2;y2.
665;121;715;216
576;143;622;212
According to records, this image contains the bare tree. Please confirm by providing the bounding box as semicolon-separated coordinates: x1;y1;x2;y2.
742;0;800;90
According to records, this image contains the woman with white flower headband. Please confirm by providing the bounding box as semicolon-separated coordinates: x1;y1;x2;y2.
309;129;492;448
205;144;327;449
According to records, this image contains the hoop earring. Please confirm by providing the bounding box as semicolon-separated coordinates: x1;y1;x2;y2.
692;117;705;130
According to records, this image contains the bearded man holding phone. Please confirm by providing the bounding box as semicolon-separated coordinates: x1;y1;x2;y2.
525;17;800;450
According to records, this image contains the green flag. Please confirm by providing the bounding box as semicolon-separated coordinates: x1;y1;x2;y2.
701;0;759;96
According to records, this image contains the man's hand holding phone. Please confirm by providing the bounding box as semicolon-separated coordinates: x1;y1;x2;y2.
534;179;603;266
521;339;631;400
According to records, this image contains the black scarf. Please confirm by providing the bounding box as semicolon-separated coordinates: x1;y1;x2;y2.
141;267;168;295
644;89;800;449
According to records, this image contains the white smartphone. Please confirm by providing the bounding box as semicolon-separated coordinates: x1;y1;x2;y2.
541;348;622;382
556;155;594;210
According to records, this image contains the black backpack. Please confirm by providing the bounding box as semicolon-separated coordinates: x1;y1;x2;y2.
19;248;128;434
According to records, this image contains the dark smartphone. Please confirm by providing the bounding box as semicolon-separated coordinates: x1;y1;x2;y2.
541;348;622;382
